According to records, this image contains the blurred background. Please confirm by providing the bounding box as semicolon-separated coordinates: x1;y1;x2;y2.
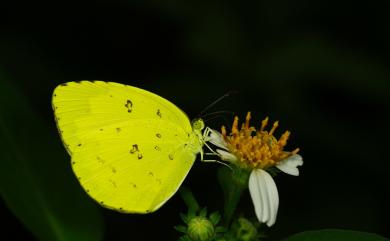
1;0;389;240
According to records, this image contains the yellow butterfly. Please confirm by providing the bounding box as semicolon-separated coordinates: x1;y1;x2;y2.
52;81;207;213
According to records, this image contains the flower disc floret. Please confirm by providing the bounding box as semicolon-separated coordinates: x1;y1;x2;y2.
221;112;299;169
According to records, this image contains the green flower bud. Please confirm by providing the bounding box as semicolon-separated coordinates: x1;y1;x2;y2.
187;216;215;241
232;218;258;241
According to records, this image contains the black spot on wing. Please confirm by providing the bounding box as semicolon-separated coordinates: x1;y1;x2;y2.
156;133;161;138
157;109;162;118
125;99;133;113
109;179;117;188
130;144;143;160
130;144;139;154
97;156;105;164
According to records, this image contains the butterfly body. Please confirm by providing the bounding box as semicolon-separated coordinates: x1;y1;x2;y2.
52;81;204;213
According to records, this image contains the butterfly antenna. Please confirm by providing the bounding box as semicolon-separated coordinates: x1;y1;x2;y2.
204;113;233;131
201;110;235;119
204;115;224;123
196;90;238;118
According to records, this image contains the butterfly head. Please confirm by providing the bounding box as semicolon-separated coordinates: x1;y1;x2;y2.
191;118;206;156
191;118;205;132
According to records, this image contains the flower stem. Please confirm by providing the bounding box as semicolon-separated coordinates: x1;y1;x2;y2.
218;166;250;226
179;186;200;213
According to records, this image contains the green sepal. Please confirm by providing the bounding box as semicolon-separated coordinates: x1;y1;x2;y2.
199;207;208;217
215;226;227;233
178;235;192;241
188;211;197;221
209;211;221;225
180;213;189;224
265;166;281;177
175;225;188;233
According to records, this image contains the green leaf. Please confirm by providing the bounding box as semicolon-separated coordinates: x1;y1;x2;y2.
280;229;389;241
0;72;104;241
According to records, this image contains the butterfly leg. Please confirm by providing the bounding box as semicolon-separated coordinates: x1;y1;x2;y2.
202;127;220;155
204;142;219;155
202;127;225;154
200;145;224;162
202;127;213;141
201;158;232;169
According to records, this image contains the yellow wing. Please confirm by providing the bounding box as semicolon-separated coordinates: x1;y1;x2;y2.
53;81;199;213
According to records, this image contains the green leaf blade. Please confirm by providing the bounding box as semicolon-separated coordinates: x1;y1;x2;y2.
281;229;389;241
0;72;104;241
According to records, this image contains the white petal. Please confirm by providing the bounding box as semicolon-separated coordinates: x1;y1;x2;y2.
249;169;279;227
216;149;238;163
208;129;229;150
276;154;303;176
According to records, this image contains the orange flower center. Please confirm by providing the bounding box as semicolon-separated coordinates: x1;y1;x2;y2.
221;112;299;169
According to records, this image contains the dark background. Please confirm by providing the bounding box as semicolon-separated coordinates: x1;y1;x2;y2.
1;1;389;240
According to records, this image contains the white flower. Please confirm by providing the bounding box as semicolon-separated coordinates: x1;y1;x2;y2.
206;112;303;227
